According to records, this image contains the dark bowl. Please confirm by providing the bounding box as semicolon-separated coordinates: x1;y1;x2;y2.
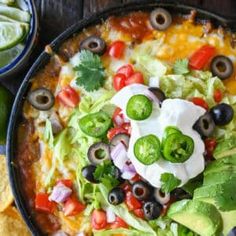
0;0;38;80
6;1;236;235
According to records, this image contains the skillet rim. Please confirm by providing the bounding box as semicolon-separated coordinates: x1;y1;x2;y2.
6;1;236;235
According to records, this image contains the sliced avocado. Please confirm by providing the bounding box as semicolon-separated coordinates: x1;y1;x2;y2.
168;199;222;236
194;184;220;200
204;169;236;186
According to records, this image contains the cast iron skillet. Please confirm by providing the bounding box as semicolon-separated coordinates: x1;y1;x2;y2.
6;1;236;235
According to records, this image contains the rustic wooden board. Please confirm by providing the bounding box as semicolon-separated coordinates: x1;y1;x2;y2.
0;0;235;154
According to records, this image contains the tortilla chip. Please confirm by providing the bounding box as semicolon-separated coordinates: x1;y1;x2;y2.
0;206;30;236
0;155;14;212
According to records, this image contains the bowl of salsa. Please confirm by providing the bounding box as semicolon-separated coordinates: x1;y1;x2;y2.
0;0;38;79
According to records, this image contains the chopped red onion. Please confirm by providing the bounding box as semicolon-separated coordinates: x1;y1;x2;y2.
49;183;72;203
52;231;68;236
111;142;128;170
122;163;136;180
114;115;124;126
76;232;85;236
144;89;160;106
106;207;116;223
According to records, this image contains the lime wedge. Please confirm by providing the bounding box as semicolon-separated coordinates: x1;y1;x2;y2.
0;22;25;51
0;0;15;5
0;14;18;22
0;43;23;67
0;5;30;22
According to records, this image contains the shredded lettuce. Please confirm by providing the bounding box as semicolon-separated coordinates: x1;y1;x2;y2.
94;228;154;236
131;39;168;79
159;71;225;107
43;119;54;149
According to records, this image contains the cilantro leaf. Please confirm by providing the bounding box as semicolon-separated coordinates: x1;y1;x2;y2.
94;160;119;190
173;59;190;75
74;50;105;91
161;173;181;193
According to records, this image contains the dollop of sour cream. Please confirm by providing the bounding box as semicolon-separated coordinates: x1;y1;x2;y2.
111;84;205;187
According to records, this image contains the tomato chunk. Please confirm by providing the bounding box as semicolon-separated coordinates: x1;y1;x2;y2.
112;107;124;126
117;64;134;78
133;208;145;219
108;41;126;59
110;216;129;229
191;97;209;110
125;72;144;85
57;86;80;108
189;45;216;70
205;138;217;159
125;191;142;211
214;89;223;103
63;197;85;216
113;73;126;91
107;127;129;141
57;179;73;188
35;193;55;213
91;209;108;230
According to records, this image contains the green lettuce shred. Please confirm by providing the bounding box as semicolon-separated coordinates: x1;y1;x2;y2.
43;119;54;149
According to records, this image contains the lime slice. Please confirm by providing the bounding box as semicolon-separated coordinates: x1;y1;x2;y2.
0;0;15;4
0;85;13;145
0;43;23;67
0;14;18;22
0;5;30;22
0;22;25;51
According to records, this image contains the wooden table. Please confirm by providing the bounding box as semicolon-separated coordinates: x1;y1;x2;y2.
0;0;235;154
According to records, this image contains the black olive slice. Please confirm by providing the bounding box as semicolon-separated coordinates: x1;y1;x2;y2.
228;227;236;236
154;188;170;205
132;181;152;200
110;133;130;148
210;103;234;126
80;35;106;55
82;165;98;183
210;55;234;80
171;188;192;201
150;8;172;31
87;142;110;165
193;112;215;137
27;88;55;111
143;201;162;220
148;87;166;105
108;187;125;205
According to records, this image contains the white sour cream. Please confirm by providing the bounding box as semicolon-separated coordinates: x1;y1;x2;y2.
111;84;205;187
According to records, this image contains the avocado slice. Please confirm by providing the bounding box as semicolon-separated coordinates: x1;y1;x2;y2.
168;199;222;236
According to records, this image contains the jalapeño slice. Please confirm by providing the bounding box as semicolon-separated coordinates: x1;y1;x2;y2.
126;94;152;120
134;134;161;165
79;111;111;138
163;133;194;163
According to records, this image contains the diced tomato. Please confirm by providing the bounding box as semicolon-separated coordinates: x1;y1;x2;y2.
57;86;80;108
108;41;126;59
189;45;216;70
125;191;142;211
63;197;85;216
35;193;55;213
130;174;142;183
191;97;209;110
91;209;108;230
125;72;144;85
121;182;132;193
107;127;129;141
214;89;223;103
205;138;217;159
133;208;145;219
57;179;73;188
110;216;129;229
113;73;127;91
121;122;131;135
117;64;134;78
